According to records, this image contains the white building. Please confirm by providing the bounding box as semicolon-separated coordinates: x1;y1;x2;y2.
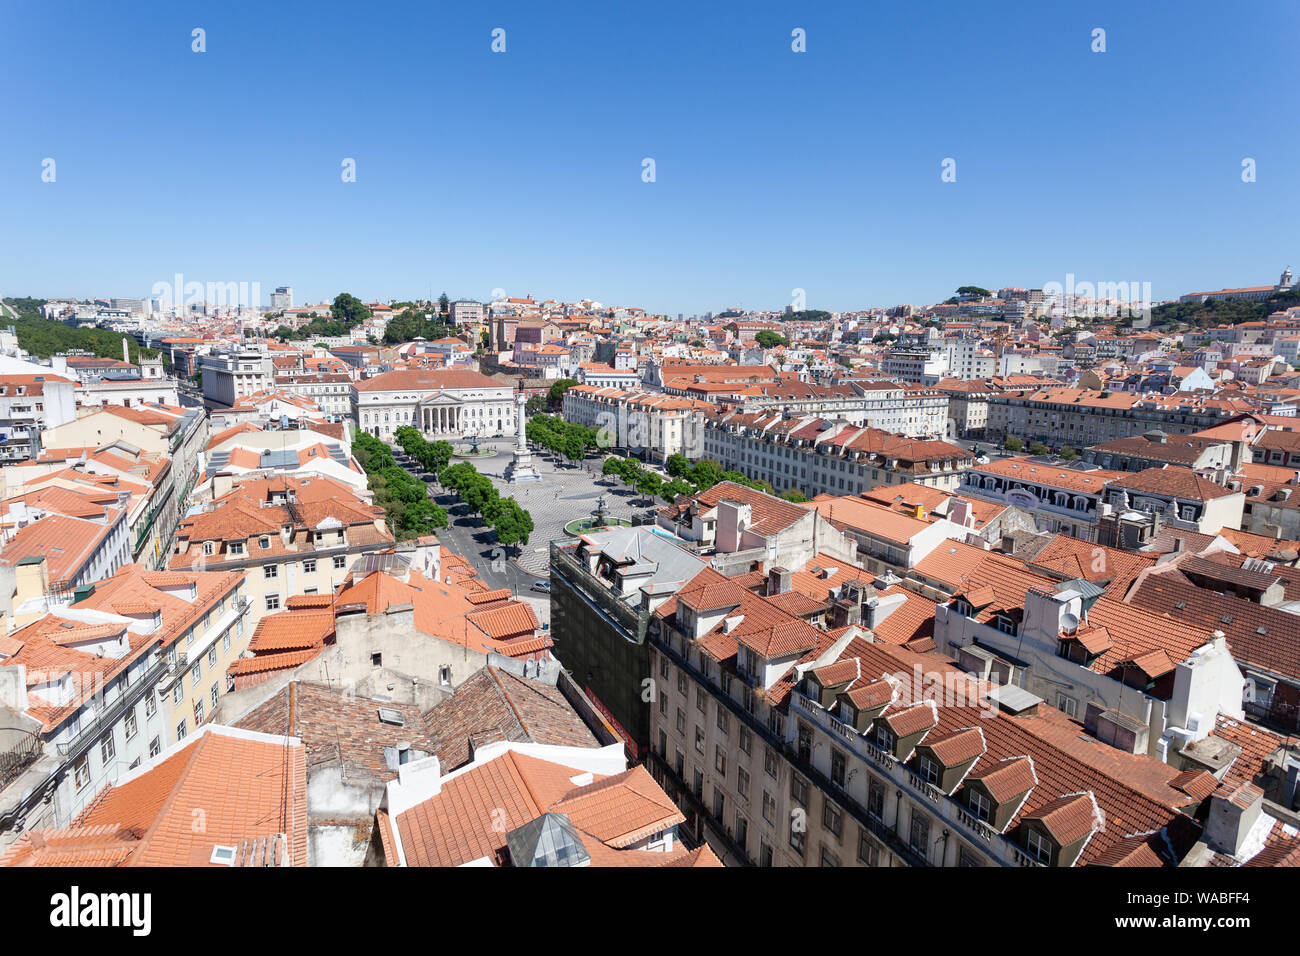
352;368;516;440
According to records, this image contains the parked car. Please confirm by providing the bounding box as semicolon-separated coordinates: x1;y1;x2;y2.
530;580;551;593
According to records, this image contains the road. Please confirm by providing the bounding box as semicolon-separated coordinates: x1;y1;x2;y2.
386;443;550;599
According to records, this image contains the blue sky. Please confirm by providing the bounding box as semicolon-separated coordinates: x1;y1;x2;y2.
1;0;1296;314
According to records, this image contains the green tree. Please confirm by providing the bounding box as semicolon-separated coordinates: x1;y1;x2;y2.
754;330;790;349
665;453;691;478
662;478;694;502
1059;445;1079;461
438;292;449;316
1004;436;1024;453
547;378;579;407
525;394;546;416
331;292;372;327
491;499;534;552
1028;441;1049;455
780;488;810;503
635;470;662;506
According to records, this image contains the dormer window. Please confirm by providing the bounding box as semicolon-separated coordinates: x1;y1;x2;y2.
203;542;215;556
259;536;270;550
953;599;972;617
968;789;993;823
995;615;1017;636
916;755;941;785
229;541;244;555
1025;827;1053;865
872;723;895;751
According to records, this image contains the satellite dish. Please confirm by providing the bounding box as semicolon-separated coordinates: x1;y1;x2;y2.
1061;612;1080;635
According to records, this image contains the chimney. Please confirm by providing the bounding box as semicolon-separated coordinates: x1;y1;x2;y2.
123;337;130;365
1173;537;1186;554
768;566;792;596
1205;783;1264;857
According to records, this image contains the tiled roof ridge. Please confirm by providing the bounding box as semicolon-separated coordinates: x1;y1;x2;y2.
485;665;533;743
117;735;208;866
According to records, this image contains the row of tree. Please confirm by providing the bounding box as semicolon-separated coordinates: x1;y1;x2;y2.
393;426;454;477
598;453;807;507
352;431;450;538
438;462;535;552
526;413;603;466
1002;436;1077;460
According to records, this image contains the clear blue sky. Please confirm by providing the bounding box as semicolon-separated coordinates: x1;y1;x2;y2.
1;0;1296;314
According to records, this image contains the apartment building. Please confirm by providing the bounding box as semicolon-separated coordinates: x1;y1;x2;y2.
199;346;277;407
168;475;394;618
645;564;1215;867
985;388;1247;448
961;457;1126;542
0;372;77;464
0;563;247;845
701;411;972;498
562;385;711;461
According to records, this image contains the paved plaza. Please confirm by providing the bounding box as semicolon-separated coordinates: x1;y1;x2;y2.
398;438;652;589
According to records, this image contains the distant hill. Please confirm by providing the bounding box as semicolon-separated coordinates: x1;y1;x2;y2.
1144;289;1300;329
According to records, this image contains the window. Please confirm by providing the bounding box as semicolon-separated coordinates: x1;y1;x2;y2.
659;691;667;715
716;708;729;735
229;541;244;555
658;730;667;756
176;719;187;741
867;779;885;820
211;684;220;710
1055;692;1078;719
820;845;839;867
124;709;138;741
873;723;895;752
797;722;812;762
995;616;1017;636
74;756;90;790
737;767;750;799
265;594;281;612
207;645;217;669
675;749;684;777
790;773;808;807
823;799;843;838
789;821;805;856
739;727;752;756
692;769;703;797
714;745;727;776
909;811;931;857
677;672;686;696
831;748;846;787
694;727;705;755
1026;827;1052;865
759;842;773;867
148;736;162;758
968;789;993;823
439;666;452;685
676;708;685;734
713;787;726;820
259;536;270;550
660;656;669;679
194;698;205;724
223;632;231;653
858;830;879;866
371;653;382;667
100;734;115;763
203;541;215;556
173;683;183;705
764;747;778;779
191;660;202;685
144;694;156;717
762;790;776;824
917;755;941;784
333;554;346;570
303;558;317;574
735;814;749;853
264;564;278;580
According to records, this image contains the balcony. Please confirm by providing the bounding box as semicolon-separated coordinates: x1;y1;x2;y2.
0;731;42;791
57;654;169;760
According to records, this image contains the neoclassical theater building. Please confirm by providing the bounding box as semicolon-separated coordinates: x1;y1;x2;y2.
351;368;517;440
